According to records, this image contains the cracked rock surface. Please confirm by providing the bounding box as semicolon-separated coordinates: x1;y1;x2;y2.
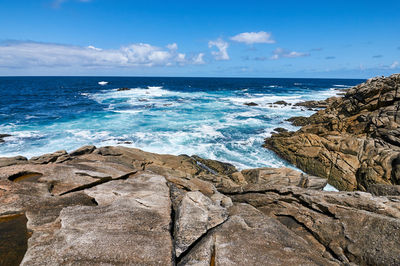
1;145;400;265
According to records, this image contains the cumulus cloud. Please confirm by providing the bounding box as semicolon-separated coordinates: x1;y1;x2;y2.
208;39;229;60
390;61;399;69
230;31;275;45
166;43;178;50
271;48;310;60
192;53;205;64
0;41;204;69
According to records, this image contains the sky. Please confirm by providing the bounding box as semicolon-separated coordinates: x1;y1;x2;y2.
0;0;399;78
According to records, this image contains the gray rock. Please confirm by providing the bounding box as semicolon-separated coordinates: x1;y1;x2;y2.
174;191;228;257
29;150;68;164
0;156;27;168
69;145;96;156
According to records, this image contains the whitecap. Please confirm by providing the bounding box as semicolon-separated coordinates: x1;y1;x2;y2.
333;84;351;88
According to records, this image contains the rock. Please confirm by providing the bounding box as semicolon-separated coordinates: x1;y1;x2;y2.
265;74;400;191
173;191;228;257
367;184;400;196
69;145;96;156
179;203;339;265
0;156;28;168
21;173;173;265
238;167;327;190
227;186;400;266
0;134;11;143
1;145;399;265
244;102;258;106
117;87;130;91
273;100;289;105
285;116;310;126
273;127;288;133
29;150;69;164
191;155;237;175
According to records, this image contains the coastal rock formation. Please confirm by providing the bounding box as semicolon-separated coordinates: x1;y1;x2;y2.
265;74;400;191
1;145;400;265
0;134;11;143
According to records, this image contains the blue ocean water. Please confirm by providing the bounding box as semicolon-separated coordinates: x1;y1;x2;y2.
0;77;363;169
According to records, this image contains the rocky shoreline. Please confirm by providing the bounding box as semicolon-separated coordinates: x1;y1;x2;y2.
1;145;400;265
2;74;400;265
265;74;400;192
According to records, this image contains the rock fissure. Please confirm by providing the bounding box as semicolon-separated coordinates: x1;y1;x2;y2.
175;219;227;265
274;214;344;263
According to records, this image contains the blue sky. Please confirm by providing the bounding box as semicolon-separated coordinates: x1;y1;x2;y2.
0;0;399;78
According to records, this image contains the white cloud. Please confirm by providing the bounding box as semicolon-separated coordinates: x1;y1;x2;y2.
192;53;205;64
208;38;229;60
87;45;102;51
167;43;178;50
230;31;275;45
390;61;399;69
0;41;204;69
271;48;310;60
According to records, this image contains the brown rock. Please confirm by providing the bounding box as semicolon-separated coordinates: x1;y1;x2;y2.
265;74;400;191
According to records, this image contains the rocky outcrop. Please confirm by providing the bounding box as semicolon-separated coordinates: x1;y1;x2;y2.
265;74;400;191
294;97;338;109
1;145;400;265
0;134;11;143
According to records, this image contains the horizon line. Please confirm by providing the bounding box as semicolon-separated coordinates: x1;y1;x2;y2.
0;75;368;80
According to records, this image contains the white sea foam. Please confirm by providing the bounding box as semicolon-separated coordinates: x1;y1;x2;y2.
2;83;346;170
333;84;352;88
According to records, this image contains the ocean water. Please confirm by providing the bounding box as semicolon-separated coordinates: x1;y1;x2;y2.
0;77;363;170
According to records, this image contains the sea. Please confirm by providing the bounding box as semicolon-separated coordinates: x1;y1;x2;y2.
0;77;363;171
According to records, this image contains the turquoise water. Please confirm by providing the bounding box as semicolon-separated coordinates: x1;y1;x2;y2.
0;77;362;169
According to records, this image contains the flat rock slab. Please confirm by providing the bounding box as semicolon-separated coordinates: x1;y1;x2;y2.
21;173;173;265
179;203;338;265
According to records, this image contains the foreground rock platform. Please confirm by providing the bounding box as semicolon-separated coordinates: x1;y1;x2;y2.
265;74;400;192
1;145;400;265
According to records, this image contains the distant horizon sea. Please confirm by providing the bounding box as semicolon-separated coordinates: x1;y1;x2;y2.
0;76;364;170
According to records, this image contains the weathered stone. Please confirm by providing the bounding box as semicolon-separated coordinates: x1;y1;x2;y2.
265;74;400;191
228;186;400;266
174;191;228;257
0;156;27;168
29;150;68;164
0;145;399;265
69;145;96;156
179;203;339;265
21;173;173;265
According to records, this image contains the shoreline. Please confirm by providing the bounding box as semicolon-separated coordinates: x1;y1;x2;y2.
1;144;399;265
